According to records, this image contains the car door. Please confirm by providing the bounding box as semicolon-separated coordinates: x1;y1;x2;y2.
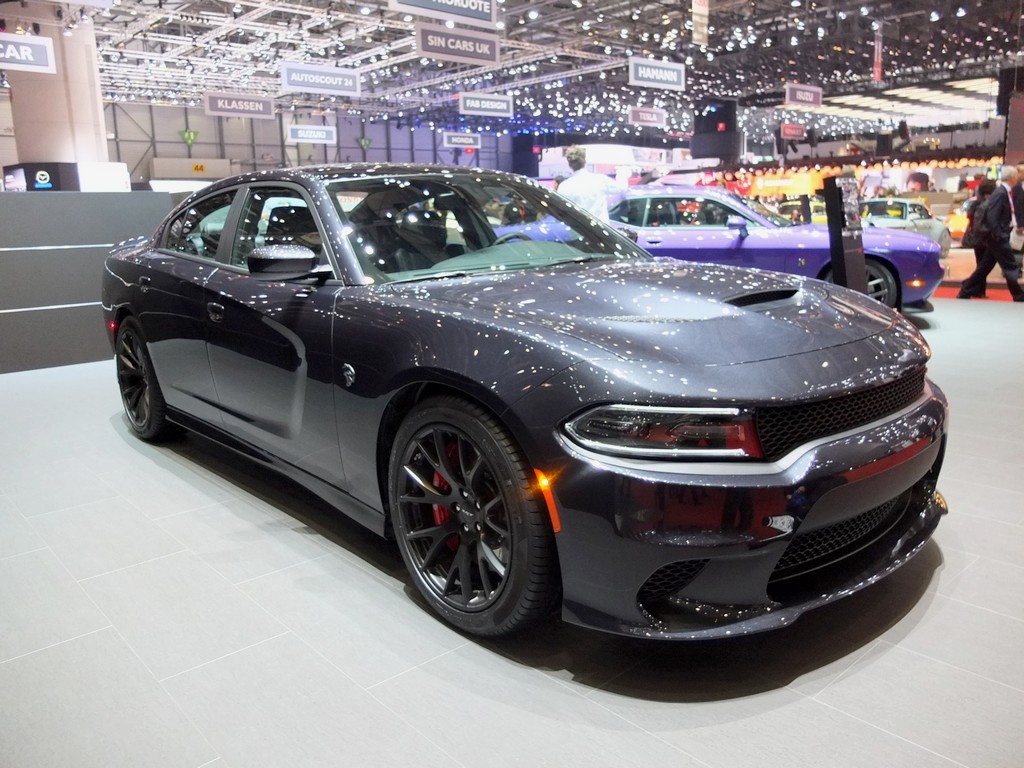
201;183;345;484
137;190;237;424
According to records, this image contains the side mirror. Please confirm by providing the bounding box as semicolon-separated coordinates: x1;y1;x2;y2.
247;245;323;280
726;215;749;239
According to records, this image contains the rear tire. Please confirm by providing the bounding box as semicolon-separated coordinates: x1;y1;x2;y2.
388;396;560;636
823;259;899;308
115;317;174;441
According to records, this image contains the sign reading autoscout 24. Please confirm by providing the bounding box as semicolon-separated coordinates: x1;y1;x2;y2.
389;0;495;29
442;132;482;149
628;106;667;128
286;125;337;145
281;63;360;97
627;57;685;92
0;32;57;74
204;92;275;119
458;92;513;118
783;83;823;109
415;24;499;66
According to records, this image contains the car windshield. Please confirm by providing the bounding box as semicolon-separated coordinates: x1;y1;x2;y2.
737;195;795;228
326;173;648;283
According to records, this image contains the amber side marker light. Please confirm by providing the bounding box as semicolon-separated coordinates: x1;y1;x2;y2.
534;470;561;534
108;321;119;333
906;279;925;288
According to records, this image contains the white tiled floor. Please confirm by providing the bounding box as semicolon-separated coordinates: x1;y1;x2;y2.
1;297;1022;768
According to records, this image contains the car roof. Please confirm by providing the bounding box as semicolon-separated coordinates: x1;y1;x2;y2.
623;184;735;200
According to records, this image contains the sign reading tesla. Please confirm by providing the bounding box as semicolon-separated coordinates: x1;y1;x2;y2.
628;106;668;128
416;24;499;66
389;0;495;29
442;132;482;149
287;125;337;145
784;83;823;109
627;57;686;92
281;63;360;97
458;92;513;117
0;32;57;74
204;92;275;119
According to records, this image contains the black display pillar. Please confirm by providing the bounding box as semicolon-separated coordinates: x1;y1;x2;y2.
822;174;869;295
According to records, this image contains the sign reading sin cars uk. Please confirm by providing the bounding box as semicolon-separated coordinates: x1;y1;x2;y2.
0;32;57;74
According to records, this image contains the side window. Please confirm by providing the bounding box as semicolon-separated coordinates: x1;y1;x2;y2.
908;203;929;219
163;192;235;259
647;199;679;227
688;199;735;226
609;198;647;226
229;187;324;269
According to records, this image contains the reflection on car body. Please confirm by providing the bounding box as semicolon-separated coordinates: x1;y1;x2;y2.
102;164;949;641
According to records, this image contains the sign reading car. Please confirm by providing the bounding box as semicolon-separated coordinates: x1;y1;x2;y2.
281;63;360;97
204;92;275;119
0;32;57;74
389;0;495;29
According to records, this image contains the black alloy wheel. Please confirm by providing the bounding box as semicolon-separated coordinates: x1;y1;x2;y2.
389;397;559;636
824;258;899;308
115;317;173;441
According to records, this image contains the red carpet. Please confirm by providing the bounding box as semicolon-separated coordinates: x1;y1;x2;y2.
932;285;1017;302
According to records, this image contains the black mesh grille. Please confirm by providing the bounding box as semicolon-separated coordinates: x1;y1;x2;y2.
638;560;709;603
772;493;908;577
756;368;926;461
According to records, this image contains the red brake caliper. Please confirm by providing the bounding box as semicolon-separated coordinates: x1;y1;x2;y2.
432;440;461;551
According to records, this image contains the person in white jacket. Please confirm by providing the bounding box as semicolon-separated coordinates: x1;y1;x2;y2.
556;146;622;222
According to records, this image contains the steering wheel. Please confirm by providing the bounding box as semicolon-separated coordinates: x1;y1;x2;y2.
492;231;533;245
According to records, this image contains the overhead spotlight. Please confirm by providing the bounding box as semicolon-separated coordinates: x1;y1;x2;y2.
0;18;5;33
31;22;41;35
80;9;92;24
0;70;9;89
232;3;241;17
956;6;966;16
527;9;540;19
929;10;940;21
63;25;73;36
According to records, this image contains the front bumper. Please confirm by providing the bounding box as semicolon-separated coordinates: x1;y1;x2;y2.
546;384;948;639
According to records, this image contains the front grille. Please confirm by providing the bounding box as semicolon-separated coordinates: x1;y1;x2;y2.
638;560;709;604
756;368;926;461
771;492;908;579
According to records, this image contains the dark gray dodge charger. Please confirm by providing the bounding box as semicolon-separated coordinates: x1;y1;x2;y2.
102;164;948;639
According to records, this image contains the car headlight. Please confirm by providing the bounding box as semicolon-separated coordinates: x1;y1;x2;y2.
564;405;762;459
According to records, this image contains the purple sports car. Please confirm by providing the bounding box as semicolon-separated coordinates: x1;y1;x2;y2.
608;185;944;309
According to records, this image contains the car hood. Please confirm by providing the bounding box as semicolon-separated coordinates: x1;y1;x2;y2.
386;259;900;366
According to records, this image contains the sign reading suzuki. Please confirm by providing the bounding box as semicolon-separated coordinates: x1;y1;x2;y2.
389;0;495;29
0;32;57;74
281;63;360;97
628;106;668;128
442;132;482;149
287;125;338;145
783;83;823;109
458;92;513;118
627;57;685;92
204;92;275;119
416;23;499;66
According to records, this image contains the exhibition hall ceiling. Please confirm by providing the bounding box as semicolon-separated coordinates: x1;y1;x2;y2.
4;0;1021;137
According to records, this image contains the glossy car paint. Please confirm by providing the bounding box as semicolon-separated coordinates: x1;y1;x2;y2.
610;185;945;308
860;197;953;257
102;164;949;639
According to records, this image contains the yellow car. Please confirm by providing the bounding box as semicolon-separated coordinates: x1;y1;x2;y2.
776;198;827;224
945;200;970;240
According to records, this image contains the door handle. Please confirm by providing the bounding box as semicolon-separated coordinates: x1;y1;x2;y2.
207;302;225;323
645;238;662;246
139;276;151;293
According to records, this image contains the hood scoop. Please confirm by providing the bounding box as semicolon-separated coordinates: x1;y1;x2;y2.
724;288;800;308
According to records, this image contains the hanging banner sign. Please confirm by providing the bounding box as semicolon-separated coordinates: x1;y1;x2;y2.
628;106;668;128
780;123;806;140
783;83;823;109
873;24;884;82
388;0;495;29
627;57;686;92
281;63;360;97
0;32;57;74
458;92;513;117
415;23;500;66
204;92;275;119
442;132;482;149
691;0;709;47
287;125;337;144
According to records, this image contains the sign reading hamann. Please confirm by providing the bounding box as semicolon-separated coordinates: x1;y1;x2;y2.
389;0;495;29
458;92;513;118
287;125;338;145
442;132;482;149
204;92;275;119
281;63;360;97
628;106;668;128
627;57;686;92
415;23;499;66
0;32;57;74
783;83;823;109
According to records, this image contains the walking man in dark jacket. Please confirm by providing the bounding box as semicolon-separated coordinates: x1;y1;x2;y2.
958;165;1024;301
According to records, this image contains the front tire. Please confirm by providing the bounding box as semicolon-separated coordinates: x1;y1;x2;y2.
115;317;174;441
388;396;560;636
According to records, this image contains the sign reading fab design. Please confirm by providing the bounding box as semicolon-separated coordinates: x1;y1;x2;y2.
628;106;668;128
784;83;823;109
287;125;338;145
442;132;482;149
415;24;499;66
281;63;360;97
389;0;495;29
627;57;685;92
0;32;57;74
204;92;275;119
458;92;513;118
